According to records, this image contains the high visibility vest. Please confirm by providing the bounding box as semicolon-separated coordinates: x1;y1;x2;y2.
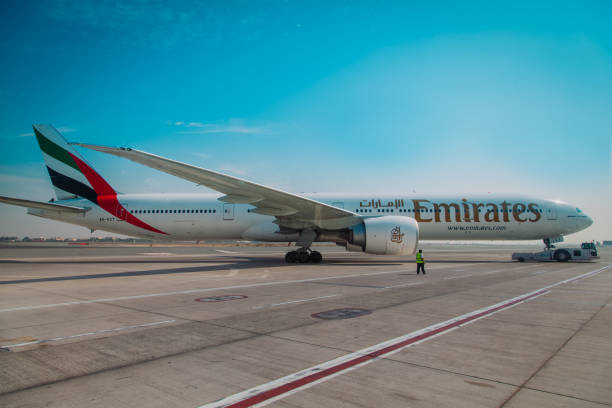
416;252;424;263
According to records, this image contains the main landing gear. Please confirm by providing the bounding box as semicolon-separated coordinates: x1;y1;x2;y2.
285;248;323;263
286;229;322;263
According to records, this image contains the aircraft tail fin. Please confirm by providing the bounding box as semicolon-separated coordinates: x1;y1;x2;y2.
33;124;116;203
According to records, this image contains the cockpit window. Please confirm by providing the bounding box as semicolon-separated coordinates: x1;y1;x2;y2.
576;208;582;213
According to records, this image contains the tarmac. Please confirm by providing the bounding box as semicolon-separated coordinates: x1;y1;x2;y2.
0;242;610;408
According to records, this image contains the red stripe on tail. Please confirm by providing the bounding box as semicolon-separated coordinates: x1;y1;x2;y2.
69;153;167;235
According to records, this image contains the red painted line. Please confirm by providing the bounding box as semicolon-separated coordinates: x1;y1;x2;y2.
219;289;548;408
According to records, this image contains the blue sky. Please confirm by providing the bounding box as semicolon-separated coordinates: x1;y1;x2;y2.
0;0;610;241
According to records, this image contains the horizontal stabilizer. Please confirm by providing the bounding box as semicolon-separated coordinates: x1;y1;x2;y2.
0;196;88;214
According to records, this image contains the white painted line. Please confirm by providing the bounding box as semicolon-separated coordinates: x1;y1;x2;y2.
0;269;412;313
252;295;338;309
3;254;220;262
137;252;175;256
445;274;474;280
197;264;612;408
383;282;424;289
480;269;504;275
198;290;551;408
570;266;609;284
215;249;239;254
2;320;176;349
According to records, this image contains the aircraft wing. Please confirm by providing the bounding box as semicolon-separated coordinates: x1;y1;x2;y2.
0;196;88;214
75;144;360;230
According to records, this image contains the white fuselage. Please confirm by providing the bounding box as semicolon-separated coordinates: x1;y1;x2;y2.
29;193;592;241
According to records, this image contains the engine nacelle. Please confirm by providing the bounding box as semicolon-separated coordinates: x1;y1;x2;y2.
348;216;419;255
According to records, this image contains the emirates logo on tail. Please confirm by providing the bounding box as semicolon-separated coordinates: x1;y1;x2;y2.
390;226;404;243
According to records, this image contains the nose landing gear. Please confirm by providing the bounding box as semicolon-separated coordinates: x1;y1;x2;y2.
285;248;323;263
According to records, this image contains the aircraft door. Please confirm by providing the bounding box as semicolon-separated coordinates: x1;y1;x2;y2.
223;203;235;220
547;206;557;220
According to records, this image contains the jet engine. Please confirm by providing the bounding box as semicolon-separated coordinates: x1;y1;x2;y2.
345;216;419;255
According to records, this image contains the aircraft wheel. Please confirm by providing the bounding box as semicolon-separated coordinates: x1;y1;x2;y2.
555;250;570;262
309;251;323;263
297;251;310;263
285;251;298;263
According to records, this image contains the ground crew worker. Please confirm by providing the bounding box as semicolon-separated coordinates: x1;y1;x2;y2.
416;249;425;275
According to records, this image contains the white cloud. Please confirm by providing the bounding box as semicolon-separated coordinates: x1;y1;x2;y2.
168;119;265;135
218;164;248;176
144;177;161;188
14;125;75;139
181;125;262;135
186;122;205;128
191;151;211;159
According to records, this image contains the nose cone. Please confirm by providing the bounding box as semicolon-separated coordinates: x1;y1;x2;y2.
585;215;594;228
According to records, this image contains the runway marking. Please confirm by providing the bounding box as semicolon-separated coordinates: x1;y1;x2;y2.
1;254;220;262
383;282;424;289
215;249;239;254
252;295;338;309
445;274;474;280
197;264;612;408
0;269;411;313
1;320;175;349
570;266;610;284
137;252;175;256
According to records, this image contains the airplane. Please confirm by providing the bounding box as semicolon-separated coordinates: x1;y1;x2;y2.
0;125;594;263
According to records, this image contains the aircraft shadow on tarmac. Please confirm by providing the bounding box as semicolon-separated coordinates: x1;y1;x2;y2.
0;256;408;285
0;255;516;285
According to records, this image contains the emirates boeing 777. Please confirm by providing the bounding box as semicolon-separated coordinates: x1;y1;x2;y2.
0;125;593;263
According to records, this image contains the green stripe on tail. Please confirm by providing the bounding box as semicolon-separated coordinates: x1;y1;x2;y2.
34;128;81;172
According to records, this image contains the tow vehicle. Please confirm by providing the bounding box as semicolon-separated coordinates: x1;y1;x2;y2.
512;242;599;262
